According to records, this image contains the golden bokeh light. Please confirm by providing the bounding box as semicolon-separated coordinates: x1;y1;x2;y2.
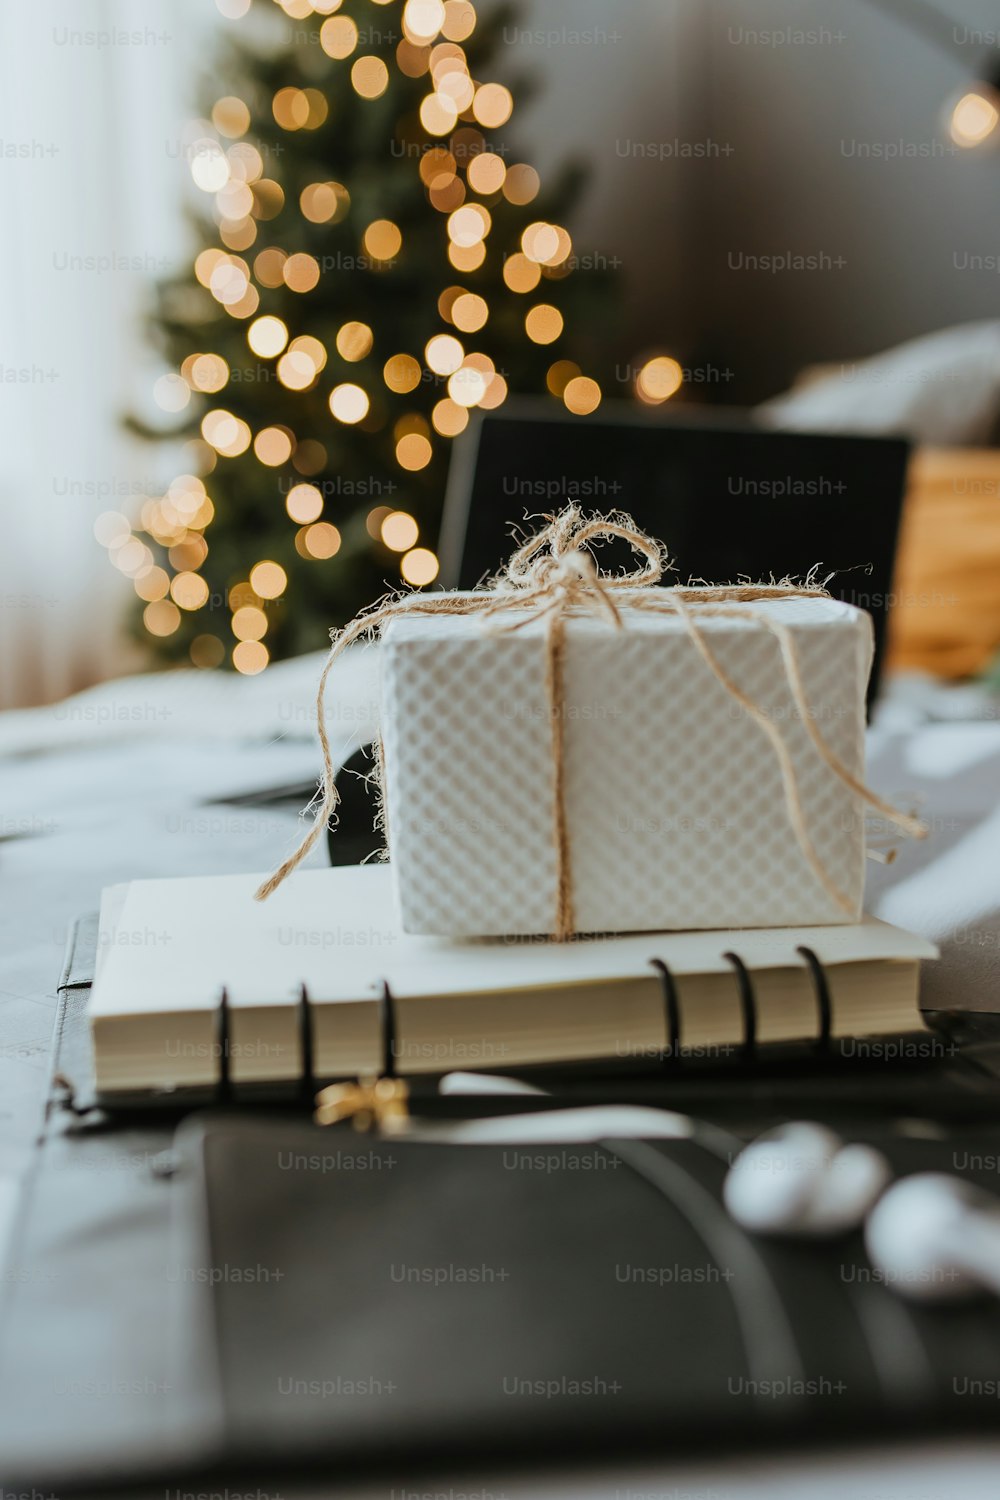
190;353;230;392
212;96;251;138
366;506;392;539
437;284;463;321
190;140;230;193
472;83;513;128
437;68;475;112
432;397;469;436
250;561;288;599
352;55;390;99
397;38;431;76
448;240;486;271
546;226;573;266
363;219;402;260
502;252;542;293
144;600;181;637
209;256;250;306
227;142;264;183
403;0;445;42
303;522;342;558
302;89;329;129
169;535;208;571
381;510;420;551
289;335;327;372
546;359;580;397
503;163;540;205
300;180;350;224
396;434;433;471
224;285;260;320
336;321;374;361
329;383;370;423
228;581;258;611
419;93;459;135
220;216;257;251
254;426;294;466
451;292;488;332
320;14;358;57
478;372;508;410
401;547;440;586
277;350;318;390
467;152;506;195
383;353;422;393
273;86;311;131
251;179;285;219
135;566;170;603
442;0;476;41
215;180;254;221
202;409;252;456
525;303;564;345
190;634;225;669
233;640;269;675
447;364;490;408
522;221;560;264
195;247;228;288
232;604;268;640
170;571;210;610
247;315;289;358
425;333;464;375
447;202;490;246
563;376;602;416
951;87;1000;147
286;483;324;523
429;177;465;213
637;355;684;404
283;252;320;292
419;147;456;188
429;41;468;80
253;247;287;287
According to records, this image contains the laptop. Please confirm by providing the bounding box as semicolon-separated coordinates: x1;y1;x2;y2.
439;400;911;699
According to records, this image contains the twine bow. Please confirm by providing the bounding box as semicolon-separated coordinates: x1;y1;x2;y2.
255;507;925;937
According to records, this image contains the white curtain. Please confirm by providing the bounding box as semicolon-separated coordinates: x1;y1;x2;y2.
0;0;212;707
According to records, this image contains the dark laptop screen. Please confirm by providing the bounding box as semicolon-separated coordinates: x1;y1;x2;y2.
440;402;910;697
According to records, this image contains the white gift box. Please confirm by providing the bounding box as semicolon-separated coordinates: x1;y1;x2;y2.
379;593;873;937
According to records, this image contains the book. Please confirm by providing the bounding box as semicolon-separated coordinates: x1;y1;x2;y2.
87;865;938;1100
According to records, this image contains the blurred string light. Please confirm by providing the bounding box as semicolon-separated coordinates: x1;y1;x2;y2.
126;0;671;673
857;0;1000;148
950;86;1000;147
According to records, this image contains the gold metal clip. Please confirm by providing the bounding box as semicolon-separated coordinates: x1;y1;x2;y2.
314;1074;410;1133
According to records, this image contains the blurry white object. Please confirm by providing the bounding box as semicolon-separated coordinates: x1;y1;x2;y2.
0;644;378;759
0;0;218;708
760;321;1000;445
409;1105;694;1146
724;1122;891;1238
866;1173;1000;1303
438;1072;547;1097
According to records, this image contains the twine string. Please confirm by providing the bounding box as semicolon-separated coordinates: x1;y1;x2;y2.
254;508;926;935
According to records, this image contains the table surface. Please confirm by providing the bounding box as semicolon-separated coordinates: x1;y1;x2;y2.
2;653;1000;1497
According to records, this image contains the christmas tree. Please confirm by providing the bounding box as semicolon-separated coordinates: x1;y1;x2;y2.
110;0;630;673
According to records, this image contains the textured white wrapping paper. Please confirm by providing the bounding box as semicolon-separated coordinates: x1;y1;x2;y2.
380;593;873;937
